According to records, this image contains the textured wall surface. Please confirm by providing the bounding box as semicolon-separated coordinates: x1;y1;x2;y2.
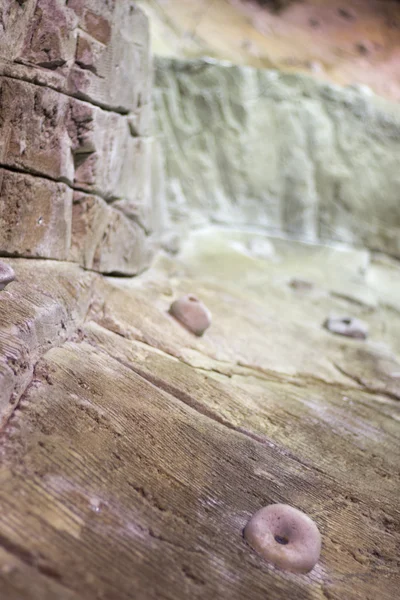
139;0;400;103
1;235;400;599
0;0;161;274
0;6;399;597
154;58;400;258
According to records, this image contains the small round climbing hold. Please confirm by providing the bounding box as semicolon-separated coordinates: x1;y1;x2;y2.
169;294;211;336
244;504;321;574
324;316;368;340
0;261;15;291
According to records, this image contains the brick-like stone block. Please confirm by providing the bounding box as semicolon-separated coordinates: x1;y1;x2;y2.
0;1;151;126
68;100;152;209
70;192;153;275
0;0;78;70
0;1;156;270
112;137;152;221
0;77;74;182
0;169;72;259
0;77;150;210
68;103;133;200
70;2;151;124
113;138;171;245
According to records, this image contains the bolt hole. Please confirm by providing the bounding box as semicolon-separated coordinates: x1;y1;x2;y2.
188;295;199;302
274;535;289;545
342;318;352;325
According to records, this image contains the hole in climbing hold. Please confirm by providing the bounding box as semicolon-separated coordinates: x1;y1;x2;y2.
274;535;289;545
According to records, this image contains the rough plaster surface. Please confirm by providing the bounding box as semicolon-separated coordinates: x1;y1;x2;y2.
154;58;400;258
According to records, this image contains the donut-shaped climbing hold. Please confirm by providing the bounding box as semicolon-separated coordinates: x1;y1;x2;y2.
324;316;368;339
169;294;212;336
244;503;321;574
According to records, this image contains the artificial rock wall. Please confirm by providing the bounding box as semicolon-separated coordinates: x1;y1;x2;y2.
2;3;400;273
154;58;400;259
0;0;160;275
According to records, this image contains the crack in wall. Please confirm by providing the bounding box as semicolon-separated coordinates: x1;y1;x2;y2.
0;162;148;219
333;363;400;403
0;66;130;116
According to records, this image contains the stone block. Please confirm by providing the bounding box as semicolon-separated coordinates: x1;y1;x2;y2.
69;2;151;119
0;76;73;181
70;192;153;275
0;1;155;268
0;0;151;123
0;169;72;259
111;138;154;232
0;0;78;70
0;77;152;211
68;103;133;200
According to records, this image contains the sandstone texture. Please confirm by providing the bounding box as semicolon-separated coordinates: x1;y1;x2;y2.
0;169;72;260
0;233;399;599
0;1;158;274
70;192;152;275
154;58;400;258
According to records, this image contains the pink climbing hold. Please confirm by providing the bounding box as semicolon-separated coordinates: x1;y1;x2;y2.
169;294;212;336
